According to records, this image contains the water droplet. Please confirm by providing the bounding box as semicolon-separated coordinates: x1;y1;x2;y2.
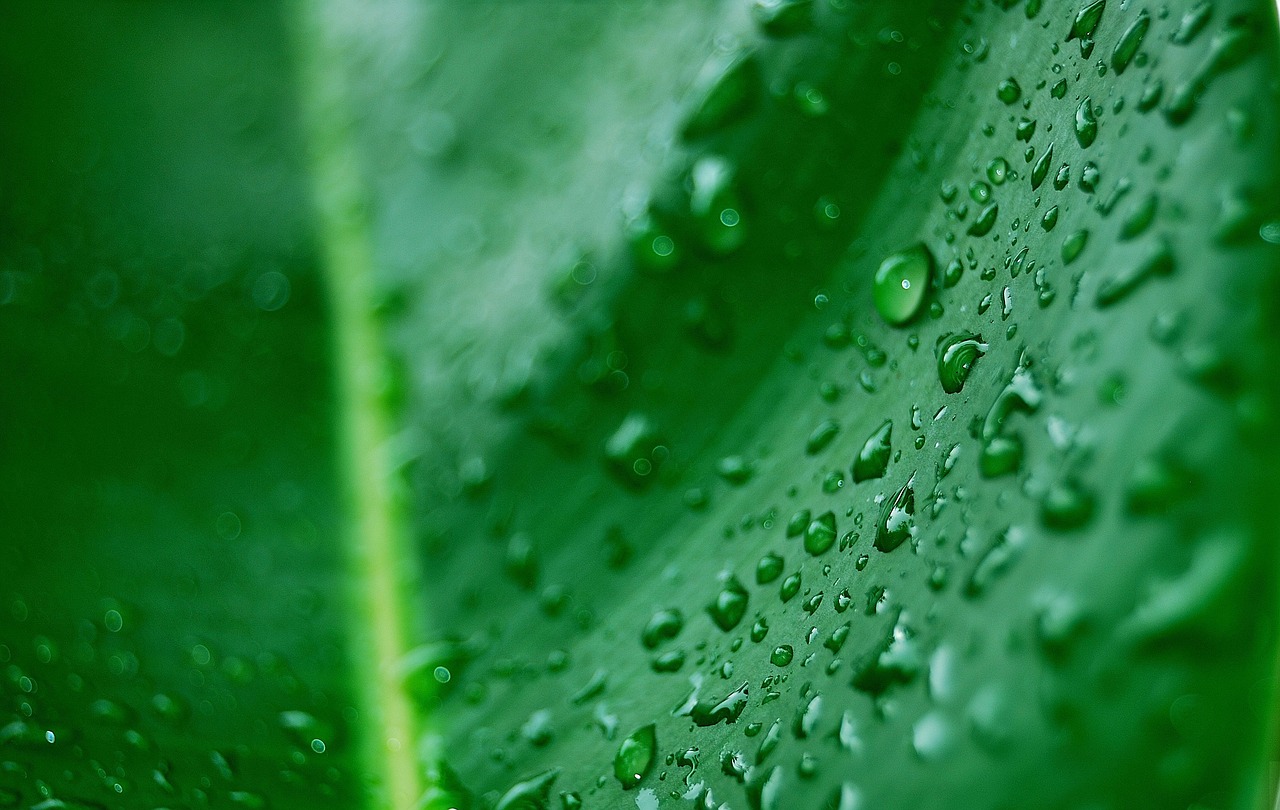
746;765;783;810
967;203;999;237
912;712;954;762
1061;229;1089;264
853;613;924;694
786;509;811;538
824;623;851;654
252;270;291;312
615;724;657;789
1040;480;1097;530
605;414;664;489
690;681;750;726
965;527;1029;598
1074;98;1098;148
641;609;684;649
495;768;560;810
681;51;761;140
1171;0;1214;44
717;455;755;485
1164;18;1259;125
1120;531;1246;643
1138;80;1164;111
821;469;845;494
1066;0;1106;42
873;244;934;326
521;710;554;747
1096;242;1175;308
1041;206;1059;231
1031;144;1053;190
103;608;124;633
780;572;802;602
996;77;1022;105
873;474;916;552
652;649;686;673
852;421;892;482
753;0;813;36
1035;590;1090;663
968;685;1014;753
743;722;776;769
1074;167;1100;199
1120;193;1158;240
805;511;837;556
1126;454;1191;515
936;333;987;394
757;553;785;584
1112;11;1149;74
770;645;794;667
986;157;1010;186
805;420;840;455
688;157;748;254
707;576;750;631
825;783;863;810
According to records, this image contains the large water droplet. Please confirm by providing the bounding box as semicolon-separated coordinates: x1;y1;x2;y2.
805;511;838;556
852;421;892;482
1111;12;1149;73
1074;98;1098;148
681;51;761;140
873;244;934;326
615;724;657;789
936;333;987;394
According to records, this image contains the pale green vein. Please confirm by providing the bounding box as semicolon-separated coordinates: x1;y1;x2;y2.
288;4;421;808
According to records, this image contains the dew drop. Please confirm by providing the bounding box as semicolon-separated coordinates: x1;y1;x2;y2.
873;244;934;326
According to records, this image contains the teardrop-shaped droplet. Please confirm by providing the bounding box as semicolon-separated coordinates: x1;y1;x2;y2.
1066;0;1105;41
874;474;916;552
614;724;657;790
1074;98;1097;148
852;420;893;482
681;51;761;141
1111;12;1149;74
495;769;560;810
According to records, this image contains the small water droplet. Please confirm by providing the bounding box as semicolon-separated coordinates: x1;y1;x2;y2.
641;609;685;649
996;77;1022;105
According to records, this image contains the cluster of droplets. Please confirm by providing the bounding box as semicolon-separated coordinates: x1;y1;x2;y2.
407;0;1276;807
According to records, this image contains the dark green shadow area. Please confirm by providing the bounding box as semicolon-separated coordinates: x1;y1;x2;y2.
0;3;360;806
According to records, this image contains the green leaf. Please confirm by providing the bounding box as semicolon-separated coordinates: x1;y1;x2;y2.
3;1;1280;809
